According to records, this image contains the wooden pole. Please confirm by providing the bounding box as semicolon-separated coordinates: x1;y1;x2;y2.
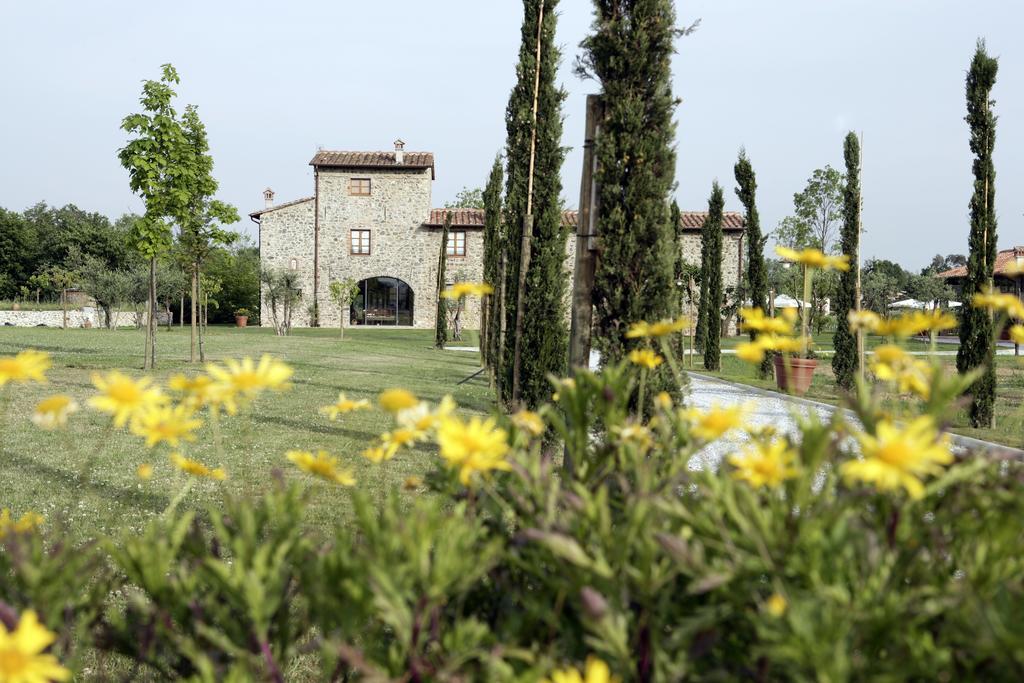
568;95;604;375
510;0;545;406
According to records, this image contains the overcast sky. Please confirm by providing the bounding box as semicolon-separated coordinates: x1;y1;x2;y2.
1;0;1021;271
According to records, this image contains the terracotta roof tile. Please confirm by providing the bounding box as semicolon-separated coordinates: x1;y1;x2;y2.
938;246;1024;279
425;208;486;227
310;150;435;178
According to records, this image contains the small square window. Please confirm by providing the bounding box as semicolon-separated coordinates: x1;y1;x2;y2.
349;178;371;196
446;230;466;257
351;229;371;255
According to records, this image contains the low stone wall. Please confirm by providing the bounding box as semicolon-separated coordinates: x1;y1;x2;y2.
0;308;148;328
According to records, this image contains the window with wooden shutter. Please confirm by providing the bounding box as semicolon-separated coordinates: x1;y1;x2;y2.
446;230;466;257
348;178;371;196
350;229;371;255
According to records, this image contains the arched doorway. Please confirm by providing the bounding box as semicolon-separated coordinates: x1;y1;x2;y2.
350;277;414;326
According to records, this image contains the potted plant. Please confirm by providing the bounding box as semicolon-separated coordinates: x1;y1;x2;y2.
770;247;850;395
234;308;250;328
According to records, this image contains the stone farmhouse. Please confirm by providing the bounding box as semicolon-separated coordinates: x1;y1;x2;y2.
251;140;747;332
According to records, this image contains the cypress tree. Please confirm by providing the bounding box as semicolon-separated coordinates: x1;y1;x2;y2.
703;182;724;371
580;0;681;391
670;200;683;316
481;155;504;372
833;133;861;390
734;149;771;378
500;0;568;408
956;40;999;428
435;212;450;349
694;211;711;355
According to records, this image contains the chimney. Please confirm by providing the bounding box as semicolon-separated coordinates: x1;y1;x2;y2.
263;187;275;208
394;138;405;165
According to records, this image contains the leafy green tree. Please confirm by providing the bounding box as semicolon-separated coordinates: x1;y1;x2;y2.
76;253;134;329
833;133;862;390
500;0;568;408
957;40;999;428
435;212;450;349
481;156;504;373
119;64;188;369
734;150;770;377
905;274;955;307
703;183;725;371
579;0;687;400
176;104;240;362
862;270;900;316
204;241;260;325
0;208;32;299
444;187;485;209
328;278;360;339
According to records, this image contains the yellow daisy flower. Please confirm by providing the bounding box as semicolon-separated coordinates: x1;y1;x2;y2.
627;348;663;369
286;449;356;486
625;318;687;339
436;415;511;486
765;593;788;618
654;391;674;410
728;439;799;489
972;289;1024;319
840;416;953;500
846;309;881;333
440;282;494;299
775;246;850;271
740;308;793;335
0;349;51;386
682;403;747;441
130;403;203;449
31;394;78;430
613;423;654;452
206;355;293;396
378;388;419;414
403;475;424;490
137;463;154;480
89;371;165;428
170;453;227;480
735;341;766;364
320;392;371;420
1010;324;1024;345
361;443;399;464
543;656;619;683
511;409;545;437
397;395;457;433
381;427;422;451
0;509;45;539
0;609;71;682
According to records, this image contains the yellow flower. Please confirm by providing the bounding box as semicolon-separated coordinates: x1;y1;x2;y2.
1010;324;1024;345
436;415;511;486
613;423;653;452
381;427;422;451
361;443;399;464
757;334;808;354
137;463;154;480
320;392;371;420
728;439;799;489
89;371;165;428
0;609;71;682
740;308;793;335
907;309;957;334
655;391;673;410
511;409;545;437
206;355;293;397
31;395;78;430
403;475;424;490
870;345;931;398
972;289;1024;319
168;373;221;409
841;417;953;500
0;509;45;539
736;341;766;364
775;246;850;271
0;349;51;387
552;377;576;401
627;348;663;370
682;404;747;441
130;403;203;449
765;593;788;618
170;453;227;480
379;388;419;414
625;318;687;339
543;656;619;683
286;449;355;486
440;282;494;299
397;395;457;433
847;309;881;333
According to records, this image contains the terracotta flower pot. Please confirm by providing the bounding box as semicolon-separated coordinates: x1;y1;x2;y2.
773;355;817;396
235;316;248;328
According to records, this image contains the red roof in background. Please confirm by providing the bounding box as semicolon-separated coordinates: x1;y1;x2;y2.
937;246;1024;278
425;208;486;227
310;150;435;178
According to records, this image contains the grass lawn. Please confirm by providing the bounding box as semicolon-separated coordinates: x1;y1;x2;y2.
689;336;1024;448
0;325;494;540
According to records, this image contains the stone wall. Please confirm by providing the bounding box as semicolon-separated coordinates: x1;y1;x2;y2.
258;198;315;328
0;308;145;328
